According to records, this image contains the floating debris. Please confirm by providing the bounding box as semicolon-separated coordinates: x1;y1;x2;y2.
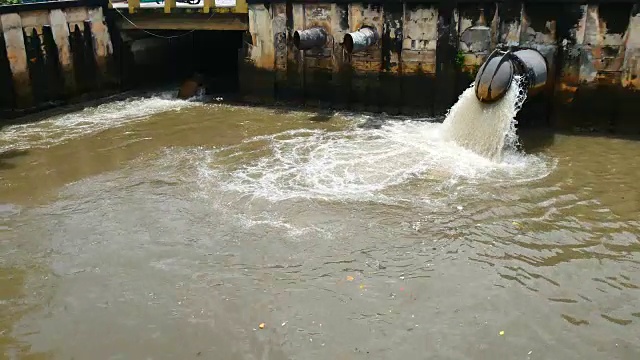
259;323;265;329
346;275;354;282
499;330;505;336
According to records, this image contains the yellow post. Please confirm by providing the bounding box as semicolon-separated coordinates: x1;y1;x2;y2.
164;0;176;14
128;0;140;14
235;0;248;13
202;0;212;14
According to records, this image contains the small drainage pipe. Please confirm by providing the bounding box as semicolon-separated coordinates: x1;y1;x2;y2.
293;27;328;50
343;26;378;54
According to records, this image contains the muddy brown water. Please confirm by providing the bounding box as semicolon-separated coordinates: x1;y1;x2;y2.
0;90;639;359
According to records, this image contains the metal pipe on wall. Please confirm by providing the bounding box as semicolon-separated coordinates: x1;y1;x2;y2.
343;26;378;53
474;46;548;103
293;27;327;50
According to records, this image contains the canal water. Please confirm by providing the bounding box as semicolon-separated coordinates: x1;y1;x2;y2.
0;88;639;359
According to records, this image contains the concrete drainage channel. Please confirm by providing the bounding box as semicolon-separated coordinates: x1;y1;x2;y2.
1;0;640;134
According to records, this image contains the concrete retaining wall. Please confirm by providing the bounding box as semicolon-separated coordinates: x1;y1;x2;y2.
0;2;115;116
239;1;640;133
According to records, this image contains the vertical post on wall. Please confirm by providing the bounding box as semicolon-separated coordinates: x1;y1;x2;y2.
203;0;213;14
235;0;248;14
49;9;76;97
1;13;33;109
164;0;176;14
128;0;140;14
0;24;16;110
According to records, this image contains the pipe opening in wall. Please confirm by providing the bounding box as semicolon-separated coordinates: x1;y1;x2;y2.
293;27;327;50
343;26;378;54
120;30;243;96
474;46;548;103
343;33;354;53
293;31;302;49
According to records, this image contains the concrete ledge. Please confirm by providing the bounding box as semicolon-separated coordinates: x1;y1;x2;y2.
115;12;248;30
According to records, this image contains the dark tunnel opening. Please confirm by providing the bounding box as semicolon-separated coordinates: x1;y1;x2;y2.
118;30;243;97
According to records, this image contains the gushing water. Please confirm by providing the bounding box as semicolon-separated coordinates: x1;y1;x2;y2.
441;76;527;161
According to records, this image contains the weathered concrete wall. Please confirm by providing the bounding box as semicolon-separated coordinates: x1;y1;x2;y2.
0;3;115;115
1;13;31;108
240;1;640;133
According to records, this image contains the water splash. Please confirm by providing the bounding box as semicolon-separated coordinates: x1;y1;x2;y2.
197;120;553;204
194;76;552;203
441;76;527;161
0;91;203;152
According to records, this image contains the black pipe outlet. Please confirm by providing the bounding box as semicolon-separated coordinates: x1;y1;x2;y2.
474;46;548;103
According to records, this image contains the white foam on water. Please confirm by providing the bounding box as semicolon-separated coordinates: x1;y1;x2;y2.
0;91;203;152
193;76;555;205
441;76;527;161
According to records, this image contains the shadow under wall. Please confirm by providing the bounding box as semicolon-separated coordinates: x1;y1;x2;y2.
69;21;99;95
0;33;15;112
115;29;243;95
23;27;67;106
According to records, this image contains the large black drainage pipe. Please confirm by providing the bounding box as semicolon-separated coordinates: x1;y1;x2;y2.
474;46;548;103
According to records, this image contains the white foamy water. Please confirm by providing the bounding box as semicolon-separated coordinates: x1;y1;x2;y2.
194;77;553;204
198;126;550;205
0;91;202;152
442;76;526;161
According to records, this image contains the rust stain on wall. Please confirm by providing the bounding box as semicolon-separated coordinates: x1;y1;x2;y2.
272;3;287;79
49;9;75;95
1;13;32;108
88;7;114;83
247;4;274;70
330;3;348;73
574;4;631;86
622;5;640;89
